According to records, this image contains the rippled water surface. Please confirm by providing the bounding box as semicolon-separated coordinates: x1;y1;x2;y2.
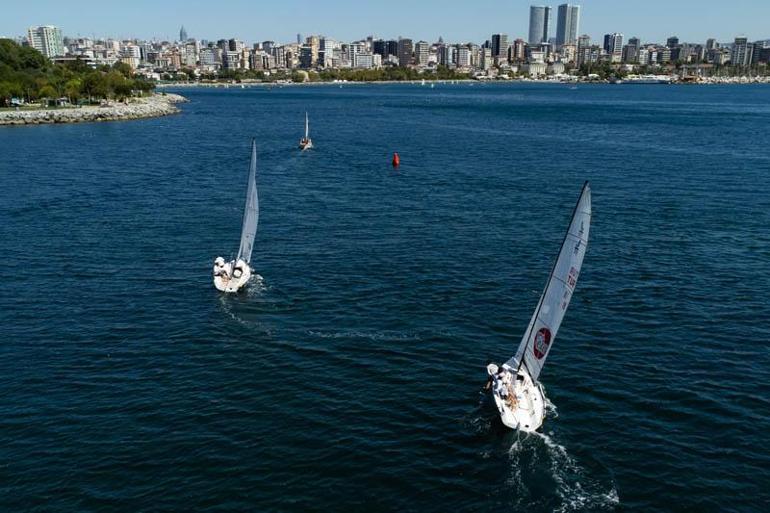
2;83;770;512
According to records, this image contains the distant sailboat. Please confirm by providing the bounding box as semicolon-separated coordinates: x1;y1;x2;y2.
213;139;259;293
487;182;591;432
299;112;313;150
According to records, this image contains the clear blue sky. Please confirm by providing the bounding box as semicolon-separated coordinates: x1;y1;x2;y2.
2;0;766;44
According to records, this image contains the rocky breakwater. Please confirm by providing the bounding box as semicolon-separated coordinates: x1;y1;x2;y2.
0;93;187;126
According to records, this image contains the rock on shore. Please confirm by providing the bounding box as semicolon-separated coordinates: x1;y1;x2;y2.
0;93;187;126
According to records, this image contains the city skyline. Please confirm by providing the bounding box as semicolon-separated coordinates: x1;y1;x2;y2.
2;0;769;46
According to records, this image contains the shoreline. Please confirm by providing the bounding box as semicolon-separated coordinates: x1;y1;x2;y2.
0;93;188;126
157;77;770;89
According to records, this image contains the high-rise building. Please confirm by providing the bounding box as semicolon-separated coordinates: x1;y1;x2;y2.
731;37;753;66
456;45;471;68
397;38;413;67
528;6;552;45
510;38;527;62
27;25;64;58
491;34;509;59
306;35;320;66
555;4;580;47
666;36;679;48
373;40;386;58
705;38;717;51
179;26;188;42
415;41;430;65
386;40;399;59
603;33;623;63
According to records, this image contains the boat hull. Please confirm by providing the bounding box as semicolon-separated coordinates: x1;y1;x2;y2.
213;261;252;293
299;140;313;150
491;365;546;432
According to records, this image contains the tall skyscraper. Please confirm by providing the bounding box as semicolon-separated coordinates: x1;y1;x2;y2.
491;34;509;59
27;25;64;58
179;26;188;42
555;4;580;47
528;6;552;45
666;36;679;48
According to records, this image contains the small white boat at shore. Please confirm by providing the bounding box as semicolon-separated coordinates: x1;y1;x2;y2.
213;139;259;293
487;182;591;432
299;112;313;150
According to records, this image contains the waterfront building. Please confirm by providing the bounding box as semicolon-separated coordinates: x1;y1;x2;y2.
398;38;413;66
491;34;509;59
353;52;374;69
560;44;577;63
438;44;455;67
510;38;527;62
657;47;672;64
199;47;218;69
623;37;640;63
299;46;313;68
528;6;552;45
456;45;471;68
415;41;430;66
183;42;198;67
306;35;320;66
480;47;493;70
27;25;65;58
637;47;650;65
373;40;386;58
603;33;623;63
555;4;580;47
222;50;240;70
731;37;753;66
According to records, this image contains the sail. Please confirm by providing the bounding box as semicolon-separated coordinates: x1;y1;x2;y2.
237;139;259;264
505;182;591;381
304;112;309;139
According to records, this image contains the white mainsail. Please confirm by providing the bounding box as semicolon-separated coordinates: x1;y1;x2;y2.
304;112;309;140
236;139;259;264
505;182;591;381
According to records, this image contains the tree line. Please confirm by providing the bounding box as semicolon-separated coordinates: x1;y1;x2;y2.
164;64;470;83
0;39;154;107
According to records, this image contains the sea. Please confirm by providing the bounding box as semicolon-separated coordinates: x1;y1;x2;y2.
1;82;769;512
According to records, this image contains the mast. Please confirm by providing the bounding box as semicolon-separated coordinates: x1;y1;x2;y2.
305;112;309;139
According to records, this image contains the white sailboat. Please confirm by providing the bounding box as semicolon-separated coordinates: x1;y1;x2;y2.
213;139;259;293
487;182;591;432
299;112;313;150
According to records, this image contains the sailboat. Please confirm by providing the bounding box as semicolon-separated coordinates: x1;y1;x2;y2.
213;139;259;293
299;112;313;150
487;182;591;432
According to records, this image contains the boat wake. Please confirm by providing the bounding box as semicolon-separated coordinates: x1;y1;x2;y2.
506;431;619;513
217;274;272;332
306;329;421;342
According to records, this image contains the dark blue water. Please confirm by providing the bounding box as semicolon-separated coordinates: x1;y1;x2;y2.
2;83;770;512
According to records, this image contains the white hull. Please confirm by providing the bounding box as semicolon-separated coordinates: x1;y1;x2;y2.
213;260;252;293
299;139;313;150
492;365;546;432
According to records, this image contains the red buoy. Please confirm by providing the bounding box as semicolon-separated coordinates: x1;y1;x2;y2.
392;152;400;167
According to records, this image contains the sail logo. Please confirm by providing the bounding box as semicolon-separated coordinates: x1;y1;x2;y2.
567;266;579;288
533;328;552;359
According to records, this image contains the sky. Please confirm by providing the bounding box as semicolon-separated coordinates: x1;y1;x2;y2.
3;0;767;45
